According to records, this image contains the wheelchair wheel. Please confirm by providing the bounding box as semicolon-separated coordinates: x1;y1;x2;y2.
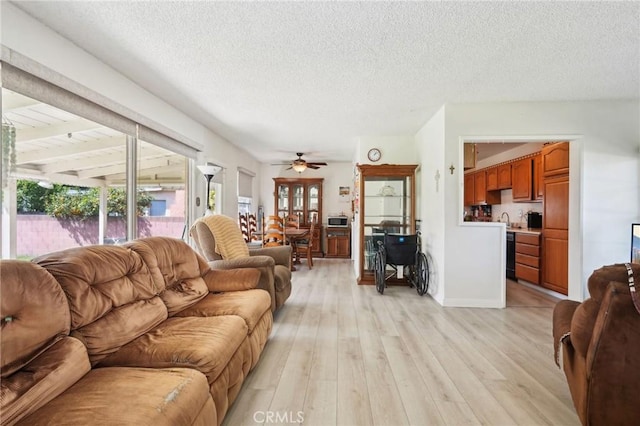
374;249;386;294
416;252;429;296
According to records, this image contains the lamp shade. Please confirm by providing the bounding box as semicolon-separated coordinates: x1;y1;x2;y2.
197;164;222;177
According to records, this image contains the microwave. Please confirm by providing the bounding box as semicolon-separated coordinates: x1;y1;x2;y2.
327;216;349;227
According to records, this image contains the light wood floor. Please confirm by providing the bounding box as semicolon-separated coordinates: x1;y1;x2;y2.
223;259;579;426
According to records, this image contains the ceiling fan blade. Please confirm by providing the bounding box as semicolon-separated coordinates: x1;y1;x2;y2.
307;164;321;169
285;166;293;170
306;162;328;166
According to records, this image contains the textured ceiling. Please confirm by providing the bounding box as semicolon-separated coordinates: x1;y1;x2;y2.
11;1;640;163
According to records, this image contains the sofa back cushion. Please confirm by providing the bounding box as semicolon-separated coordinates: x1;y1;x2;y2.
125;237;210;316
195;215;250;259
34;245;168;365
588;263;640;302
0;261;71;377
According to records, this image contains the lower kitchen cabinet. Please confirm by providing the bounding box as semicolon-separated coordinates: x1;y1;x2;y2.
325;227;351;258
515;232;541;285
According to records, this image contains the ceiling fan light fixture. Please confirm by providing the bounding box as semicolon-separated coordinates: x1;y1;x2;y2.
292;162;307;173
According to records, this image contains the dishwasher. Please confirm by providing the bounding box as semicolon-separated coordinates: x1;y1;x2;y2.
506;231;516;279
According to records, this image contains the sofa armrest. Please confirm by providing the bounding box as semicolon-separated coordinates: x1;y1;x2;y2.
202;268;261;293
208;255;275;270
207;256;277;312
249;246;291;268
553;299;580;366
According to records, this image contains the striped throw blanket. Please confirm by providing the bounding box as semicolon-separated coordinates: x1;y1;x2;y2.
197;214;249;259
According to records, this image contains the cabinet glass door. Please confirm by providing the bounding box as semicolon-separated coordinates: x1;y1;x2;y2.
307;183;320;224
277;184;289;217
363;176;412;273
292;184;304;219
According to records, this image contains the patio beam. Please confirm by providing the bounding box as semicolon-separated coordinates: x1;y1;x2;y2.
40;145;161;174
77;156;181;180
17;135;127;164
16;118;103;143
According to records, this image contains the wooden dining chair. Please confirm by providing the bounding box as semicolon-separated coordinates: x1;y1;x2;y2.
248;213;259;242
262;215;285;247
294;218;316;269
285;214;300;229
238;212;250;242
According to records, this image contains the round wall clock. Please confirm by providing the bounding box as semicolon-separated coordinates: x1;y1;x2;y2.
367;148;382;162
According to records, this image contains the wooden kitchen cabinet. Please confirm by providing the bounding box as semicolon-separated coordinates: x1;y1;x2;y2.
474;171;488;203
464;173;475;205
511;158;533;202
325;227;351;258
543;174;569;295
464;171;501;206
515;232;541;285
464;143;477;170
533;154;543;200
497;164;512;189
486;167;498;191
542;142;570;177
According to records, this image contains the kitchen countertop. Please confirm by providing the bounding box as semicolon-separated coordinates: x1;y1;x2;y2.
506;227;543;235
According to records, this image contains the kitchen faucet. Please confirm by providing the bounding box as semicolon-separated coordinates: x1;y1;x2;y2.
501;212;510;226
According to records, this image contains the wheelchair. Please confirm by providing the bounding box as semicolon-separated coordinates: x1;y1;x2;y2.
373;231;429;296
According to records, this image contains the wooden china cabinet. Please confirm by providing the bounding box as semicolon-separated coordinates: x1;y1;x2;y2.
357;164;418;284
273;178;323;257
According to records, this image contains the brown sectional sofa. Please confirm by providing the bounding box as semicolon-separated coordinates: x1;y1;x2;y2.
1;237;273;425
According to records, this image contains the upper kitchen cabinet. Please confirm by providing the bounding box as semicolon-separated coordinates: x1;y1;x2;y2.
542;142;570;177
533;154;544;200
464;173;475;205
497;164;512;189
486;167;498;191
464;143;477;170
511;157;534;202
487;164;512;191
464;171;501;205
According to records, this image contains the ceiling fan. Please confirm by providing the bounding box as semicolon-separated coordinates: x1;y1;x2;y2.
272;153;328;173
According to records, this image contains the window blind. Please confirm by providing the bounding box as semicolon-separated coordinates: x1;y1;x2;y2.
1;49;200;159
238;168;254;198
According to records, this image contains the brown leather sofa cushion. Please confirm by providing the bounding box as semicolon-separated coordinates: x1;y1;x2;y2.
587;263;640;302
97;315;248;382
1;261;71;377
34;245;169;365
125;237;211;316
176;289;272;333
16;367;216;426
1;336;91;425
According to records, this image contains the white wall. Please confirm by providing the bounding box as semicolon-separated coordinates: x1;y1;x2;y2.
1;2;262;223
431;100;639;307
356;135;417;164
415;106;446;304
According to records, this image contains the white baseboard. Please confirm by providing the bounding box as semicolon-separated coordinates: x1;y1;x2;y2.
442;298;505;309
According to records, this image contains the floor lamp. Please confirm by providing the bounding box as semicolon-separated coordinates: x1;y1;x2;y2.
197;164;222;214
